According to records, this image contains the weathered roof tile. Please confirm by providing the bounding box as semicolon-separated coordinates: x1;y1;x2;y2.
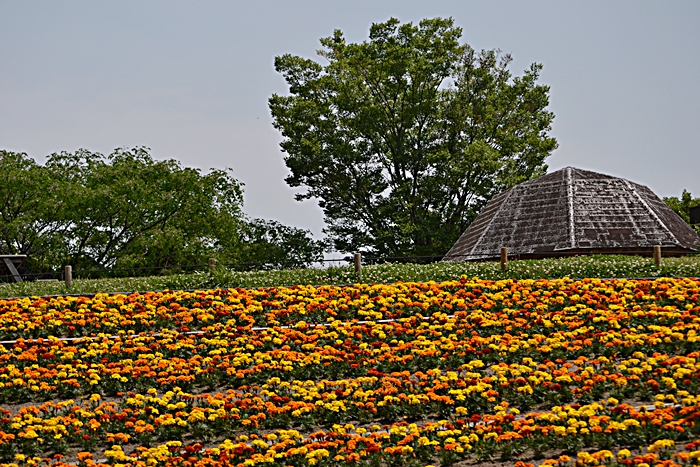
444;167;700;261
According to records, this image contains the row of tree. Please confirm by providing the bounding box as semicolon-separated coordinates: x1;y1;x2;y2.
3;17;566;276
0;148;324;275
8;17;697;278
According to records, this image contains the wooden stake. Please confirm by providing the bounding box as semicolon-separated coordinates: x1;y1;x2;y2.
500;247;508;271
209;258;217;270
354;253;362;278
64;265;72;288
653;245;662;268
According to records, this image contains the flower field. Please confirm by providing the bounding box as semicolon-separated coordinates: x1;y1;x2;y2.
0;277;700;466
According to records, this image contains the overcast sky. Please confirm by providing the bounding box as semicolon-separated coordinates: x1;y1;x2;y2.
1;1;699;239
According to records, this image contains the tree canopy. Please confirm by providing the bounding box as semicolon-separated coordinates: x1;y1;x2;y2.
0;148;323;275
269;17;558;257
664;190;700;235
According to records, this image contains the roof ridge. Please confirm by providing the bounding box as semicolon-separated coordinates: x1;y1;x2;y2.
468;186;518;257
566;167;576;249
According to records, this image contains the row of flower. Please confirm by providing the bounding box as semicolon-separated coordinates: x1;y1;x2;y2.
3;377;700;454
4;414;700;467
0;277;699;465
1;277;697;339
2;347;700;429
0;308;698;405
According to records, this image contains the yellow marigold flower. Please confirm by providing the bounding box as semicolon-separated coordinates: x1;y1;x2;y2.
648;439;675;453
617;449;631;460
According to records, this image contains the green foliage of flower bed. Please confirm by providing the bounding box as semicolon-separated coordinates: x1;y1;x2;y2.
2;254;699;298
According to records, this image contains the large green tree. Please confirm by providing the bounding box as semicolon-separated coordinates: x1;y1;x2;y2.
42;147;248;270
0;148;324;275
269;17;558;257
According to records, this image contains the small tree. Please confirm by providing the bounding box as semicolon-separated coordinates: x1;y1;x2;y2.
236;219;325;270
664;190;700;235
269;17;557;257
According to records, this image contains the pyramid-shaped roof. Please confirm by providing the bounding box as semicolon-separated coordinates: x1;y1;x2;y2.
444;167;700;261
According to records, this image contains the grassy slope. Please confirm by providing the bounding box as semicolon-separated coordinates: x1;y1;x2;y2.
1;254;699;298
